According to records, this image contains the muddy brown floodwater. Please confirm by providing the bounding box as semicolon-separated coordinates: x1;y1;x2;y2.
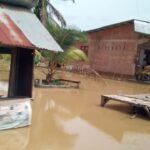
0;71;150;150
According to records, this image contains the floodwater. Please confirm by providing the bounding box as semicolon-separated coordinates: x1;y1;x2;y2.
0;71;150;150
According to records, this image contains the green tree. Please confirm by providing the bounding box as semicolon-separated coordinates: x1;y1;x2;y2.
34;0;88;83
41;24;88;83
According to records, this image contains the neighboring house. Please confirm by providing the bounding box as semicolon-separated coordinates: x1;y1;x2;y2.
87;19;150;77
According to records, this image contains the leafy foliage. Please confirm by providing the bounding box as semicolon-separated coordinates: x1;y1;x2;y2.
42;23;88;64
0;54;11;61
47;21;87;49
64;47;89;64
33;0;89;83
40;24;88;82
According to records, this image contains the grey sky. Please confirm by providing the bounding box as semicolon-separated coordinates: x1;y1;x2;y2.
51;0;150;31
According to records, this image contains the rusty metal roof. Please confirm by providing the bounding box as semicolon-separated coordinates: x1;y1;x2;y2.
0;12;33;49
0;5;63;52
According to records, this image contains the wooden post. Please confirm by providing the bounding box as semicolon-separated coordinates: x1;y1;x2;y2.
8;48;18;97
143;106;150;118
101;95;109;107
8;48;34;98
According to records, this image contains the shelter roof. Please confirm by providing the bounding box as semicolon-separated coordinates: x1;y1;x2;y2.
0;5;63;52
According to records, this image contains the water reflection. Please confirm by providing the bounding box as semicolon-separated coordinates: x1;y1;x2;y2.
56;116;120;150
0;128;30;150
0;72;150;150
122;132;150;148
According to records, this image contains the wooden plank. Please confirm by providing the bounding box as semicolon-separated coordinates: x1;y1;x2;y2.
120;94;150;102
59;79;80;84
101;94;150;118
59;79;80;88
101;95;150;107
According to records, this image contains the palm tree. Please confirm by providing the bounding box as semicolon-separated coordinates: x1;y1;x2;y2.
40;25;88;83
34;0;89;84
34;0;74;27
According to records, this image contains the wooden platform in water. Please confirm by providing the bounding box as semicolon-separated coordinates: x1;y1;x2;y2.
101;94;150;118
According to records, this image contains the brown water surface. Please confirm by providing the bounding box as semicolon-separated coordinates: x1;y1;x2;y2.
0;72;150;150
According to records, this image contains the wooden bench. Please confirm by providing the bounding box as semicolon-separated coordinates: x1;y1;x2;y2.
59;79;80;88
101;94;150;118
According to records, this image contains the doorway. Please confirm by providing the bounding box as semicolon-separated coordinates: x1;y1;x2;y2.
138;49;150;68
136;49;150;81
145;50;150;66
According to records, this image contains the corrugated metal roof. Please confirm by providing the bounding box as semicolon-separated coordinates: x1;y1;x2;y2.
0;5;63;52
134;20;150;35
87;19;150;36
0;12;33;49
87;19;134;33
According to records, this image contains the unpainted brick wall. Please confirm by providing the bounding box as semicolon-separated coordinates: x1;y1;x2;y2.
88;23;139;76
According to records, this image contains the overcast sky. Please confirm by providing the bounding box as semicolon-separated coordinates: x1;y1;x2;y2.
51;0;150;31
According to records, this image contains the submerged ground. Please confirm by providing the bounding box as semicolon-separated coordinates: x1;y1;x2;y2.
0;69;150;150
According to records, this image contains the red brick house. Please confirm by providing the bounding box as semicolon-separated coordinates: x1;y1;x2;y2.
87;19;150;77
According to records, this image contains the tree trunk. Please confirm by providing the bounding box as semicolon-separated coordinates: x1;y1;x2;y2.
40;0;47;27
46;73;52;84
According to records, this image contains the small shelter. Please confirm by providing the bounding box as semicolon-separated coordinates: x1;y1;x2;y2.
0;3;63;98
87;19;150;78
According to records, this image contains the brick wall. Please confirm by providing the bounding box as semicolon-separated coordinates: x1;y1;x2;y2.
88;23;139;76
74;41;89;55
